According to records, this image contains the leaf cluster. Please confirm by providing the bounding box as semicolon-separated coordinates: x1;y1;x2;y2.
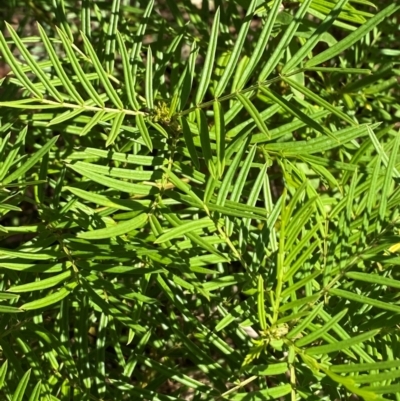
0;0;399;400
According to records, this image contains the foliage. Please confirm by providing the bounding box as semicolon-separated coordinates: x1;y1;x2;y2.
0;0;400;400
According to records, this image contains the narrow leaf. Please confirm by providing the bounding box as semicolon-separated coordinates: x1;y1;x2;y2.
195;8;220;104
213;101;225;177
78;213;148;240
136;114;153;151
20;282;78;311
306;3;400;67
196;108;215;178
3;135;58;185
214;0;257;97
8;270;72;293
306;329;380;355
145;46;154;109
282;0;350;73
236;93;270;139
12;369;31;401
155;217;214;243
329;288;400;314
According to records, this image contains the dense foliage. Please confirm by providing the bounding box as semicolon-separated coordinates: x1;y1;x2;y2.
0;0;400;400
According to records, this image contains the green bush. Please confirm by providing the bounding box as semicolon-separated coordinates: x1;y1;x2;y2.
0;0;400;399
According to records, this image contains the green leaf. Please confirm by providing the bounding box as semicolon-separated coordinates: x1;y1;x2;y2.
286;303;323;340
110;379;187;401
145;46;154;109
28;381;42;401
67;163;157;195
80;147;161;165
282;0;350;73
258;0;313;81
2;134;58;185
161;211;224;257
136;114;153;151
8;270;72;293
6;23;63;102
65;186;146;210
116;30;139;110
213;101;225;177
0;31;43;99
155;217;214;243
48;108;85;126
264;123;374;154
257;275;267;331
78;213;148;239
195;7;220;104
138;355;210;391
0;305;23;313
37;24;84;103
0;360;7;389
180;117;200;169
237;0;283;89
229;383;292;400
236;93;270;139
361;383;400;395
306;329;380;356
259;86;335;139
306;3;400;67
378;133;399;229
331;359;400;373
242;362;288;376
106;111;125;146
81;31;123;109
56;27;105;107
281;76;356;126
0;248;62;261
346;271;400;289
367;126;400;178
20;281;78;311
329;288;400;314
214;0;258;97
129;0;154;91
0;127;28;182
104;0;121;73
195;108;215;178
281;269;321;299
295;308;348;347
163;167;204;205
175;41;198;112
12;369;31;401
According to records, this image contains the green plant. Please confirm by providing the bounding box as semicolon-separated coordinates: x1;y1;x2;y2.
0;0;400;399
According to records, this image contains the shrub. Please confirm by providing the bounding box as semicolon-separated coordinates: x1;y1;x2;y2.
0;0;400;400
